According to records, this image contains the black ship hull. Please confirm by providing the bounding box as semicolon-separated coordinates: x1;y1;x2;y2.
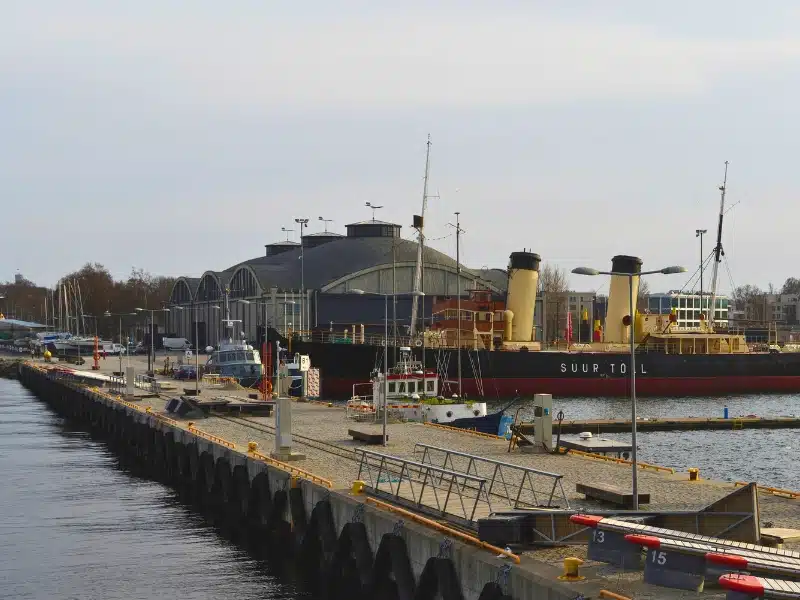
290;340;800;399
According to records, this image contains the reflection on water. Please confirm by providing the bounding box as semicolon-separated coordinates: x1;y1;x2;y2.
0;379;307;600
489;393;800;490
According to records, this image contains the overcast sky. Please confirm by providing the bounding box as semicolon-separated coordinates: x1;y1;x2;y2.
4;1;799;296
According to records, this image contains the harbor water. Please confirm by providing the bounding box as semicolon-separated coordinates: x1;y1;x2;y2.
497;393;800;491
0;378;307;600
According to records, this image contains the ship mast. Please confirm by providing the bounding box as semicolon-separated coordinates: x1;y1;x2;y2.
410;135;432;335
708;161;729;331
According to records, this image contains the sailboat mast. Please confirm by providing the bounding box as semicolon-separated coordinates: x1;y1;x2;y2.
410;134;432;335
708;161;729;330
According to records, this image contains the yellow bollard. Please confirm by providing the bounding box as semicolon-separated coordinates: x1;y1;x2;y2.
247;441;258;452
558;557;585;581
688;468;700;481
351;480;366;495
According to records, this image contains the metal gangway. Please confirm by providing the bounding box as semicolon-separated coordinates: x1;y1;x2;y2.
354;448;494;525
413;443;570;509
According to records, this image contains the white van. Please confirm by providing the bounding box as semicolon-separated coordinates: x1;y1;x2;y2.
163;337;192;351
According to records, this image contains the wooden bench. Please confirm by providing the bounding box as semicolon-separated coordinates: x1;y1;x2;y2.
576;482;650;508
349;429;387;444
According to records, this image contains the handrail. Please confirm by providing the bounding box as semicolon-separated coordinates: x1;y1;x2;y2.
566;448;675;474
365;497;520;564
248;449;333;488
735;481;798;499
355;448;492;522
187;425;237;449
414;443;570;509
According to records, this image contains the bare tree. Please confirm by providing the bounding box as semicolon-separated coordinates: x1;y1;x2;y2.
637;279;651;312
538;263;569;293
538;263;569;342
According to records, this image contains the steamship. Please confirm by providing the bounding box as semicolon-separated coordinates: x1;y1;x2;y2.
286;252;800;400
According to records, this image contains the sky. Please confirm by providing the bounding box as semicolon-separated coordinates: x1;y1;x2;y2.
3;1;800;296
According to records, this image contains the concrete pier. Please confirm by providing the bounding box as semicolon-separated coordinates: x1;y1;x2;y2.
14;363;601;600
9;358;800;599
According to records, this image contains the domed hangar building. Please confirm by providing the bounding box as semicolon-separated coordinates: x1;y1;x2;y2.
166;219;507;349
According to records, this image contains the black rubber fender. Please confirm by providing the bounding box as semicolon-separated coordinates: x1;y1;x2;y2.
267;489;289;532
199;451;216;494
415;557;464;600
215;458;233;503
477;582;512;600
232;465;251;519
249;472;272;524
326;521;374;600
298;499;338;579
369;533;416;600
289;486;307;542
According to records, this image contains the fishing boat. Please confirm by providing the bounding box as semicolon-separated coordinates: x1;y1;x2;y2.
347;346;488;424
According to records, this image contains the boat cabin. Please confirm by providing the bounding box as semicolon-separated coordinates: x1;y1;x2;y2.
373;347;438;402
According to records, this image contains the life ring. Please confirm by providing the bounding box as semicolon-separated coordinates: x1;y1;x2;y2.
414;339;423;347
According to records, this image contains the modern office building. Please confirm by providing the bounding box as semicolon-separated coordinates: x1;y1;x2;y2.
646;291;730;328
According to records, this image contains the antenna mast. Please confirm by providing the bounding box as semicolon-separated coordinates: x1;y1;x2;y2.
708;161;729;330
410;134;432;335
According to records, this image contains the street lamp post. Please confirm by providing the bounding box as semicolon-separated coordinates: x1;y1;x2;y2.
350;289;424;447
135;307;169;374
295;218;309;338
276;300;296;392
572;262;685;509
172;304;220;394
104;311;137;372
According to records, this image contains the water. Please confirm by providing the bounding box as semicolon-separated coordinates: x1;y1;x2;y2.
489;393;800;491
0;379;306;600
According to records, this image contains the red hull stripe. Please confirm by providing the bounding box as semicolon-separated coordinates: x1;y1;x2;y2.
324;376;800;398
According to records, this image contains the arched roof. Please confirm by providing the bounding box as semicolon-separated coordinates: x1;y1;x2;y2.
226;237;502;293
195;271;229;301
169;277;198;304
228;265;262;298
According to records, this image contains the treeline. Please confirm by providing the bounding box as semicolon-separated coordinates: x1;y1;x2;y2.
1;264;175;330
732;278;800;322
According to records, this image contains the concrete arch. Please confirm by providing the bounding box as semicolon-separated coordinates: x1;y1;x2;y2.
228;265;264;298
169;277;195;305
196;271;224;301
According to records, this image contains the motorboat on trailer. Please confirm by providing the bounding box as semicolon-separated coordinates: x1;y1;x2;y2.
348;347;489;425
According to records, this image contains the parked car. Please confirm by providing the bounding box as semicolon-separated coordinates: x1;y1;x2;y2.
173;364;197;380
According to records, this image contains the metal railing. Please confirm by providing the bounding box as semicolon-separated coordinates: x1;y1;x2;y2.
355;448;492;523
134;374;161;394
108;374;125;395
413;443;570;509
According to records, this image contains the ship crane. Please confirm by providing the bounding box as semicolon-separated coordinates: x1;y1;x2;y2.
708;161;729;331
